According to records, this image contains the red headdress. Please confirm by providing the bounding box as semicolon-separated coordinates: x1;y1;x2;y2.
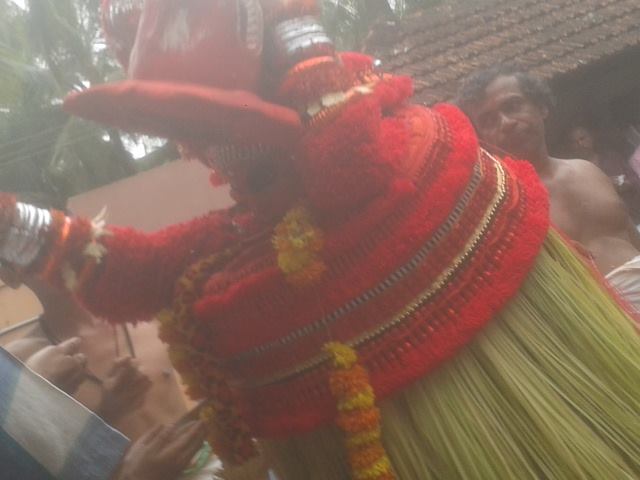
66;0;303;148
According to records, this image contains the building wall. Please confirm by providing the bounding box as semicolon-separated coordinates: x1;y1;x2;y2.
0;159;232;332
549;48;640;153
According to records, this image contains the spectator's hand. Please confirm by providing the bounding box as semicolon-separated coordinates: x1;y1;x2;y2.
26;337;87;393
99;357;152;423
113;421;206;480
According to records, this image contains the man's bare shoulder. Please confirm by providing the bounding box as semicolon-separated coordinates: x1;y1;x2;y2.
551;156;626;219
556;157;596;172
553;157;612;186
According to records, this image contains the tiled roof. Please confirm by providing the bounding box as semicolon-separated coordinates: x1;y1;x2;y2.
366;0;640;104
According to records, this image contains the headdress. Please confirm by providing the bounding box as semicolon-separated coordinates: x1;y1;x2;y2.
66;0;304;148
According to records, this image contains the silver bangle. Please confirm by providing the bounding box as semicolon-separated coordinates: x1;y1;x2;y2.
271;16;335;70
0;203;52;267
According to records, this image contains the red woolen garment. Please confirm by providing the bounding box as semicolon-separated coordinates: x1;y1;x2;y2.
191;102;548;436
44;72;549;439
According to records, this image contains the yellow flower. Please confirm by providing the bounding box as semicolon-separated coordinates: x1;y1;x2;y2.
156;309;174;326
339;388;376;411
345;428;382;448
354;456;394;480
325;342;358;369
273;206;326;286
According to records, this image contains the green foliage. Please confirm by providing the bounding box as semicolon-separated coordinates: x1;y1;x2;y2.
322;0;442;50
47;117;133;198
0;0;168;204
0;0;439;203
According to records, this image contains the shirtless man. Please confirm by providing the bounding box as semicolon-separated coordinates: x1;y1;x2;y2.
566;125;640;222
457;66;640;307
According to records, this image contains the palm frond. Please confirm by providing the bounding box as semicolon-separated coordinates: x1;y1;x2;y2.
47;117;133;198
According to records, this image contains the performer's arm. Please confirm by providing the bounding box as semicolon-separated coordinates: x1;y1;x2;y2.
0;194;235;323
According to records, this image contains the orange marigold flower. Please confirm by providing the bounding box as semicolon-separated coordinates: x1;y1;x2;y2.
337;408;381;433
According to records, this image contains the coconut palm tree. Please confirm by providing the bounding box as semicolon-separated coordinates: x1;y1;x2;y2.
0;0;174;205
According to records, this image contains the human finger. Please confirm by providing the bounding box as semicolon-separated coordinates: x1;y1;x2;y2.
133;373;153;391
57;337;82;355
108;359;139;387
62;371;86;394
119;383;150;409
167;419;199;438
126;375;152;394
134;377;153;398
55;351;86;374
139;424;165;446
63;351;87;380
59;353;87;377
163;421;206;459
73;352;87;367
149;422;177;448
113;368;151;395
107;357;132;376
117;359;145;382
122;364;150;384
157;420;200;453
57;363;86;393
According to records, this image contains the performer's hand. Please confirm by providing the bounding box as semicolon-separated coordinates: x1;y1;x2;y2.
26;337;87;394
99;357;152;423
113;421;206;480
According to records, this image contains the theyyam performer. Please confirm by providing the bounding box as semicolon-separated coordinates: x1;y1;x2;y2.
1;0;639;478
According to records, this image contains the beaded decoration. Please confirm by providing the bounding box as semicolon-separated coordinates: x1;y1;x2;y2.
278;54;384;128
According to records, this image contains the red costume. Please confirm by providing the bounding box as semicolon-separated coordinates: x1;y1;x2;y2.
1;1;639;479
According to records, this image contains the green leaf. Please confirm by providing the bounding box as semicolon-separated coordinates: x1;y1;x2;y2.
47;117;133;198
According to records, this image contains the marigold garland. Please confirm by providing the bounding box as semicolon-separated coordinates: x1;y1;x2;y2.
273;206;326;286
325;342;396;480
157;247;257;465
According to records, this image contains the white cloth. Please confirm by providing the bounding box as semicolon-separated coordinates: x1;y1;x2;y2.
0;348;128;480
181;456;223;480
606;254;640;312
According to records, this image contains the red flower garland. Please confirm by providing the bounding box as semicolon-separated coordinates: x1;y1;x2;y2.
158;247;257;464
